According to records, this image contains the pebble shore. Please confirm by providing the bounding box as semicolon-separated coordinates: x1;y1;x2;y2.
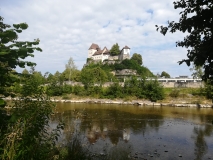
3;97;213;108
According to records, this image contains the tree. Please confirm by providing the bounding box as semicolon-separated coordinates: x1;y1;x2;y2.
110;43;120;56
160;71;171;78
0;16;42;99
22;68;29;75
190;64;203;79
156;0;213;82
80;67;107;89
0;17;63;159
131;53;143;65
65;57;77;82
0;16;42;121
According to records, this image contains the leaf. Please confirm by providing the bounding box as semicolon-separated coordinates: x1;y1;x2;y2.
35;47;42;52
13;24;20;29
0;51;9;55
18;47;28;56
0;98;6;108
15;29;22;33
19;23;28;30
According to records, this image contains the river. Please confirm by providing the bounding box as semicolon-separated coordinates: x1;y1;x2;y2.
50;103;213;159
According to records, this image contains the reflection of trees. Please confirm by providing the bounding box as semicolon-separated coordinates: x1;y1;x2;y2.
50;107;164;146
105;141;132;160
192;119;213;160
78;108;164;145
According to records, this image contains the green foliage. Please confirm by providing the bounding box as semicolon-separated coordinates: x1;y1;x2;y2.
110;43;120;56
131;53;143;65
0;16;65;160
0;16;42;98
64;57;77;82
21;71;45;97
104;77;164;101
22;68;29;75
1;94;63;160
156;0;213;82
204;81;213;102
63;84;72;94
124;76;140;96
160;71;171;78
62;69;81;82
105;82;124;99
72;85;85;96
114;59;154;77
124;77;164;102
46;81;63;96
62;134;92;160
169;89;180;98
46;73;54;83
46;71;65;96
80;66;108;89
143;80;165;102
86;58;92;63
190;64;204;79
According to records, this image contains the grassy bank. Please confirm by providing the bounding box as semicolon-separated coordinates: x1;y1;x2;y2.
53;87;211;105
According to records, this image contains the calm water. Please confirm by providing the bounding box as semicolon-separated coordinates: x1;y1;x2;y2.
51;103;213;160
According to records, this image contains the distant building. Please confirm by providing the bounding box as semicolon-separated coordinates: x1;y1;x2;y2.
88;43;130;62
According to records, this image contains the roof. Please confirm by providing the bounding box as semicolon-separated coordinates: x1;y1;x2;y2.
88;43;100;50
103;46;108;51
123;45;130;49
93;50;102;56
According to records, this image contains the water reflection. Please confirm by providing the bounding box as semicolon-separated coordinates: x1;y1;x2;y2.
193;124;213;160
51;103;213;159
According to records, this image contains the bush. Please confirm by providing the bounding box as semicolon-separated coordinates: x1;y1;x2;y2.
169;89;180;98
143;80;165;102
63;84;72;94
105;82;124;99
0;93;63;160
72;85;85;96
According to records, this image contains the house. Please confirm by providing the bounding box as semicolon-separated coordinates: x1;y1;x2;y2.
88;43;130;62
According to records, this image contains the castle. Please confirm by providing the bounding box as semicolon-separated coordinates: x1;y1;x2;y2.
88;43;130;62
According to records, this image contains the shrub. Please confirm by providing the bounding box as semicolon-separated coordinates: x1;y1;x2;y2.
143;80;165;102
169;89;180;98
0;93;63;160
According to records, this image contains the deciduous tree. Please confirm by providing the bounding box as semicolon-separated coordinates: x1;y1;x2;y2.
64;57;77;82
131;53;143;65
80;67;107;89
0;16;42;99
156;0;213;82
160;71;171;78
190;64;203;79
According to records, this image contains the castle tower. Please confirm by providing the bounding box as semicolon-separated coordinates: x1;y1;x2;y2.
119;45;130;60
88;43;100;58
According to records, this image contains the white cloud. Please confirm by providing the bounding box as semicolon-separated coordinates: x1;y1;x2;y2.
1;0;191;77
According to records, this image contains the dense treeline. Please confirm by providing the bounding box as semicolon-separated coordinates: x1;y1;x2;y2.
9;58;164;102
10;68;164;102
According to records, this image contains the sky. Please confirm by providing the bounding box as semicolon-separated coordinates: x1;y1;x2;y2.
1;0;193;78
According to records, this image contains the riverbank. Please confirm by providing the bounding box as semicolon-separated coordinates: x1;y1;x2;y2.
50;98;213;108
3;97;213;108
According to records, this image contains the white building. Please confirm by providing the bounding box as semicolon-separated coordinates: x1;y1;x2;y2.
88;43;130;62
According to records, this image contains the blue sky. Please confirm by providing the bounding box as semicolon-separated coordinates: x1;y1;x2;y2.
1;0;192;77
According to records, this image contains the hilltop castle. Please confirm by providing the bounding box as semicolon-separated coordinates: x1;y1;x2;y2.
88;43;130;62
